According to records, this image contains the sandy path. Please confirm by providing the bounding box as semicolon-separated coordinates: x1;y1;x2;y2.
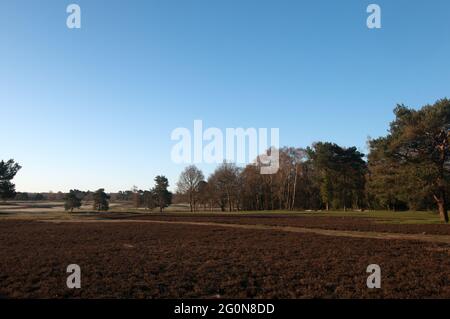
41;218;450;244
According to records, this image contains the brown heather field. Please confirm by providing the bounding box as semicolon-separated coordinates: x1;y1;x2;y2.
118;213;450;236
0;206;449;299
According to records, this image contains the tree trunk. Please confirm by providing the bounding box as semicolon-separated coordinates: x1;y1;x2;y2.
189;192;193;212
437;201;448;223
434;192;449;223
435;135;449;223
291;165;298;210
227;192;232;212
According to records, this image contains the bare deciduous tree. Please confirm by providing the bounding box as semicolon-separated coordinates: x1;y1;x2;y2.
208;162;241;212
176;165;205;212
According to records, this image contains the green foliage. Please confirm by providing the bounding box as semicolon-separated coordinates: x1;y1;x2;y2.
368;98;450;222
0;159;22;201
92;188;110;211
34;193;45;201
64;189;83;213
153;176;172;212
308;142;367;210
15;192;29;201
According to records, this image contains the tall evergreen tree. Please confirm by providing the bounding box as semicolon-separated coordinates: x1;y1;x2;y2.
92;188;110;211
153;175;172;212
368;99;450;222
64;189;82;213
0;159;22;201
308;143;366;210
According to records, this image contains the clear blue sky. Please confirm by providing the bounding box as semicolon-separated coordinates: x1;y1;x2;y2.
1;0;449;192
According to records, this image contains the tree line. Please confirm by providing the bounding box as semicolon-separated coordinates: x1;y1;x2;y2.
62;175;173;213
0;167;173;213
2;98;449;222
173;99;450;223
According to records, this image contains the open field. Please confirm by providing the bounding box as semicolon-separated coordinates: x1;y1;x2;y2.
0;204;449;298
115;214;450;236
0;200;445;223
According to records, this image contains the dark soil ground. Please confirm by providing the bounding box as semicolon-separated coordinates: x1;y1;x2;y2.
0;220;449;298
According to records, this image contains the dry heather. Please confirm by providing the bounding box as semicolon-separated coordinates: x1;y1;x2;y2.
0;219;449;298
